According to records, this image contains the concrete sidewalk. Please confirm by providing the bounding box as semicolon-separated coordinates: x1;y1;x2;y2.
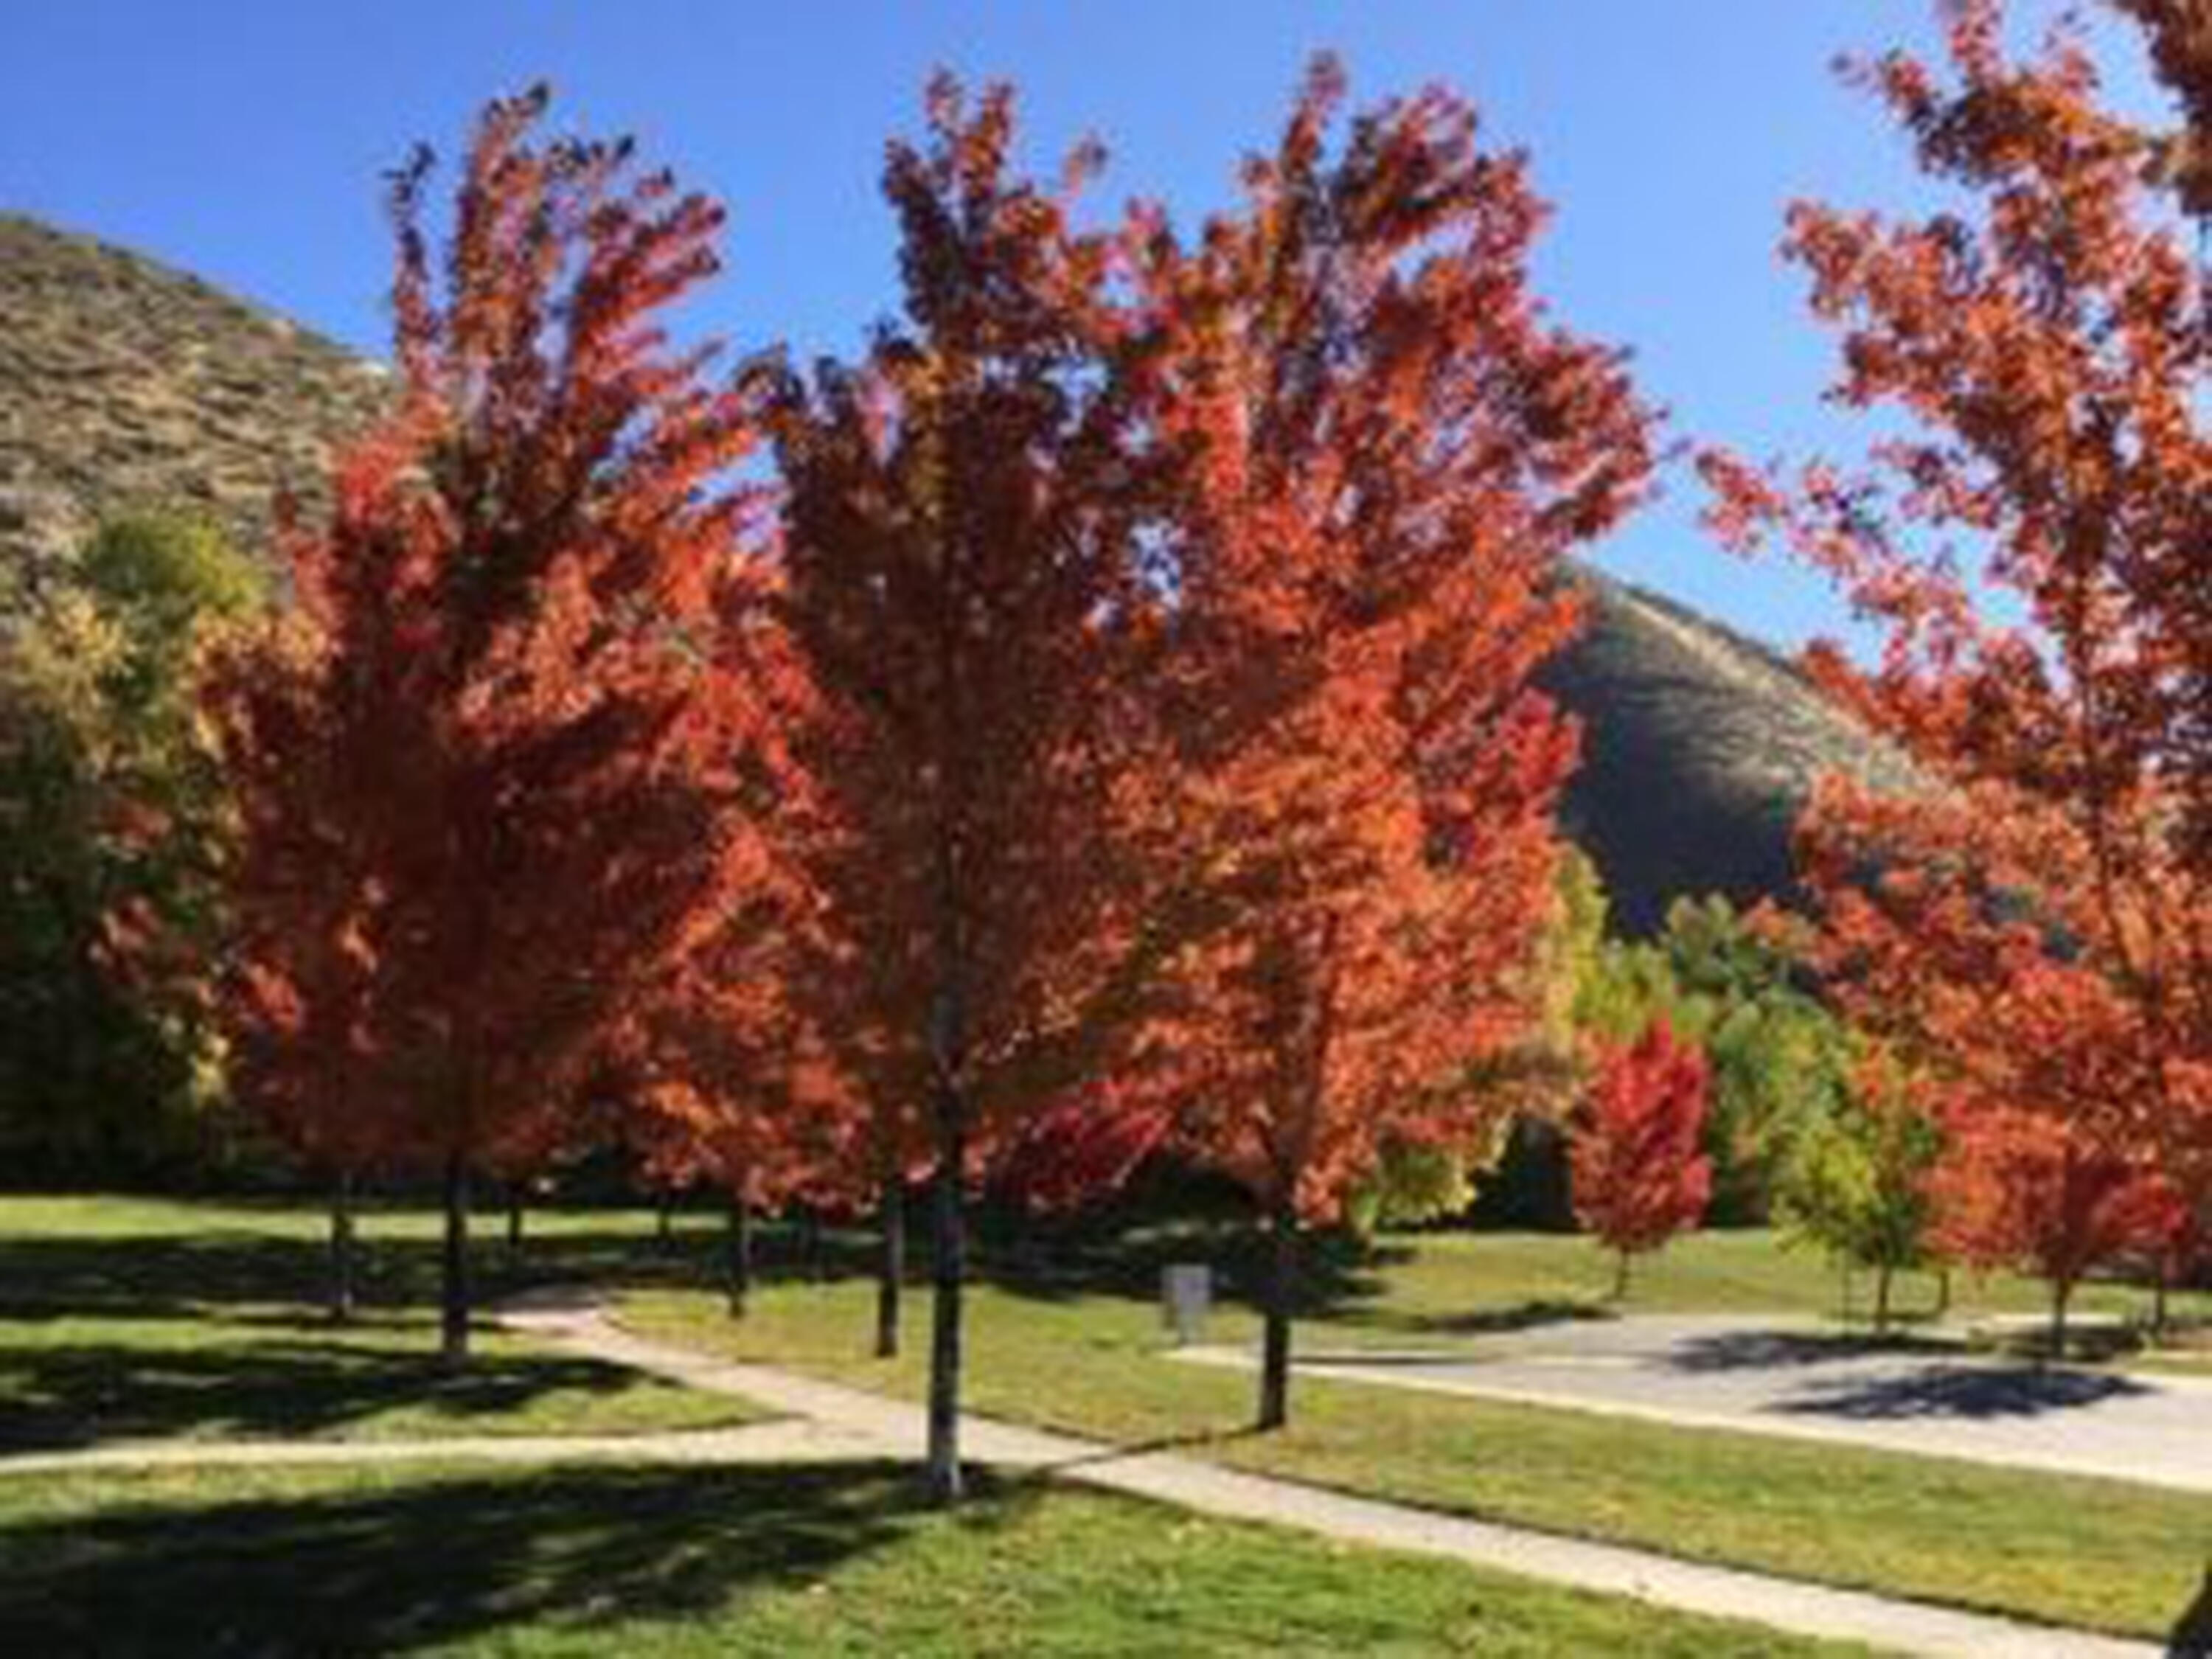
498;1295;2163;1659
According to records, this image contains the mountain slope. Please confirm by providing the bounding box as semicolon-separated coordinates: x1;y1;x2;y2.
0;213;388;569
0;212;1905;931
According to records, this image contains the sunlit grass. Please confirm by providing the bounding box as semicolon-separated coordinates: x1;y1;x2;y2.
0;1460;1881;1658
623;1268;2212;1639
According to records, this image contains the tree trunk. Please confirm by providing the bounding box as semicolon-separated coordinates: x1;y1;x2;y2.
1613;1248;1632;1301
877;1175;905;1360
506;1184;525;1253
926;1113;967;1505
327;1169;356;1325
1874;1259;1894;1337
439;1153;471;1368
799;1205;825;1282
725;1192;754;1319
2154;1260;2171;1339
2050;1276;2073;1363
1257;1200;1298;1431
655;1193;675;1251
1933;1265;1952;1321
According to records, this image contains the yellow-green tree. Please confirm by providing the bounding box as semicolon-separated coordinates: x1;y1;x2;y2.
0;512;265;1178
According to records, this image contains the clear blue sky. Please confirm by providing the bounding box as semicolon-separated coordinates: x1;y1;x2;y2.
0;1;2157;652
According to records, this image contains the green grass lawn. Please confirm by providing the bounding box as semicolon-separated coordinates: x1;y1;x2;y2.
0;1195;759;1446
622;1272;2212;1641
1279;1225;2212;1343
0;1309;760;1447
0;1459;1881;1658
10;1194;2208;1639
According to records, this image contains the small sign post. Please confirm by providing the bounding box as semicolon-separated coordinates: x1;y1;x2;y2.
1161;1262;1211;1347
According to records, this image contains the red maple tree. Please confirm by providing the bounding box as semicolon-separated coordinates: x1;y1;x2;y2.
765;75;1159;1500
1703;0;2212;1275
1930;1105;2157;1352
2124;1169;2208;1335
1133;59;1656;1427
1571;1019;1714;1297
209;87;768;1364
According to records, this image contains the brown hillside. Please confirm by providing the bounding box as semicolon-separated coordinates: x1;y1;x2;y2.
1543;574;1914;932
0;212;387;571
0;212;1907;931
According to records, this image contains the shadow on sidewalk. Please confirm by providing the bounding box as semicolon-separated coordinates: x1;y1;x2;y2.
1770;1363;2148;1422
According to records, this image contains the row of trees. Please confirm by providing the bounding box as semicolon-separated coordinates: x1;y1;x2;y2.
24;0;2212;1498
1551;874;2201;1346
191;65;1655;1503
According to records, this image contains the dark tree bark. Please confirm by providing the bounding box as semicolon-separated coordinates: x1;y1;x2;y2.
877;1175;905;1359
725;1192;754;1319
2050;1276;2075;1363
1874;1260;1895;1336
655;1192;675;1251
1613;1248;1633;1302
327;1169;357;1324
439;1153;471;1368
506;1184;526;1253
1257;1199;1298;1431
926;1107;967;1504
799;1204;825;1282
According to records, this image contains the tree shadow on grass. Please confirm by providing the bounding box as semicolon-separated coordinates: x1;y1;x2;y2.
0;1230;681;1336
0;1336;678;1450
976;1220;1405;1319
0;1220;728;1327
0;1232;346;1323
1329;1298;1613;1343
2168;1566;2212;1658
0;1460;1014;1657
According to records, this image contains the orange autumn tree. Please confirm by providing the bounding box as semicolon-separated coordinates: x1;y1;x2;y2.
1134;60;1657;1430
766;76;1158;1501
1930;1101;2154;1349
750;721;934;1360
1571;1019;1714;1298
210;88;768;1366
1703;0;2212;1296
605;610;838;1316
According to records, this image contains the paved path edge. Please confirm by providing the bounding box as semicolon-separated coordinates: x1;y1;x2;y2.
498;1291;2167;1659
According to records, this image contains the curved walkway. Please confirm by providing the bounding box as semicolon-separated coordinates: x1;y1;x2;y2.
0;1292;2168;1658
494;1294;2159;1659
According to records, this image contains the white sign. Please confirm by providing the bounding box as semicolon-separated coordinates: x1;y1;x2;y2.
1161;1262;1211;1346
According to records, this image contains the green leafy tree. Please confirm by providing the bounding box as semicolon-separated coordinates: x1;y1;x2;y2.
1663;898;1848;1222
1360;848;1607;1233
1773;1047;1944;1332
1574;897;1843;1222
0;512;265;1180
1346;1129;1511;1235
